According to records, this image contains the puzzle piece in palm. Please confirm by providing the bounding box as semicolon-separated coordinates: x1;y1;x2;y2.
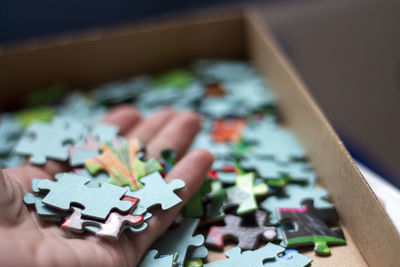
264;249;311;267
69;123;119;166
126;172;185;215
72;168;109;188
204;243;284;267
85;137;162;191
69;137;100;167
23;193;70;222
261;185;332;224
37;173;132;220
15;118;87;165
206;210;277;250
138;250;174;267
277;199;346;255
61;196;143;240
151;218;204;266
84;211;152;234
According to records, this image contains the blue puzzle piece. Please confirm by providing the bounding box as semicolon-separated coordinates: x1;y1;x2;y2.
23;192;70;220
261;185;332;224
151;218;204;266
138;250;174;267
38;173;132;220
242;122;305;163
191;134;231;157
126;172;185;215
204;243;285;267
15;118;87;165
91;123;119;143
241;158;316;186
72;169;109;188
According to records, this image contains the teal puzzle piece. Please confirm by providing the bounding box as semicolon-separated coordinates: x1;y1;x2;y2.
204;243;284;267
38;173;132;220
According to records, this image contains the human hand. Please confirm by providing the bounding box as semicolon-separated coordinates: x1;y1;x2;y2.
0;105;213;267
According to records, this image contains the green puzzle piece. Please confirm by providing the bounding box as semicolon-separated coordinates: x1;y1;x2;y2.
207;173;268;222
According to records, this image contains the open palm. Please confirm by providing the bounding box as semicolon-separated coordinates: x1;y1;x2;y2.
0;106;213;267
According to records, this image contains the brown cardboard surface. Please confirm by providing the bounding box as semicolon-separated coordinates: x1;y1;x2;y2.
245;9;400;267
0;8;398;266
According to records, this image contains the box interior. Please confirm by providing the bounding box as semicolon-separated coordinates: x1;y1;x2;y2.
0;8;398;266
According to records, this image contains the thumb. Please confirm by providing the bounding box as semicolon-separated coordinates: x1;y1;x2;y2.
0;168;24;224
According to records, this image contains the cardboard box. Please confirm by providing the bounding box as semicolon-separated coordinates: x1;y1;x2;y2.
0;8;398;266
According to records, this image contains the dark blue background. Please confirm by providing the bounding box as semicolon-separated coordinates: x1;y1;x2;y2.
0;0;249;44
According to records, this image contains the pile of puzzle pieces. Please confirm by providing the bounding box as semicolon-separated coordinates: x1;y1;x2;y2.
0;60;347;266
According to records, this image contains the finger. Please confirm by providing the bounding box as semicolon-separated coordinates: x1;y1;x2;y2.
127;107;177;144
101;105;142;136
146;112;201;160
132;149;214;263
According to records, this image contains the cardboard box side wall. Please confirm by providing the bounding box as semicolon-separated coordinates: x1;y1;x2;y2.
0;9;398;266
0;12;245;109
245;11;400;267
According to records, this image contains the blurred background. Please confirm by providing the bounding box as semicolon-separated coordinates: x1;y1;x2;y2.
1;0;399;205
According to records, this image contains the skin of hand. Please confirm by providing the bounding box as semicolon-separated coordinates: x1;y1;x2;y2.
0;105;214;267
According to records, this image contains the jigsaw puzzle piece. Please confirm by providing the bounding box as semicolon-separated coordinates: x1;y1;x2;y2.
277;199;346;255
206;210;276;250
191;134;232;157
204;243;284;267
126;172;185;215
61;196;143;240
23;193;70;221
15;118;87;165
242;123;305;163
151;218;204;266
38;173;132;220
84;211;152;234
91;122;119;143
261;184;332;224
92;76;149;105
232;172;268;215
138;250;174;267
72;169;109;188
